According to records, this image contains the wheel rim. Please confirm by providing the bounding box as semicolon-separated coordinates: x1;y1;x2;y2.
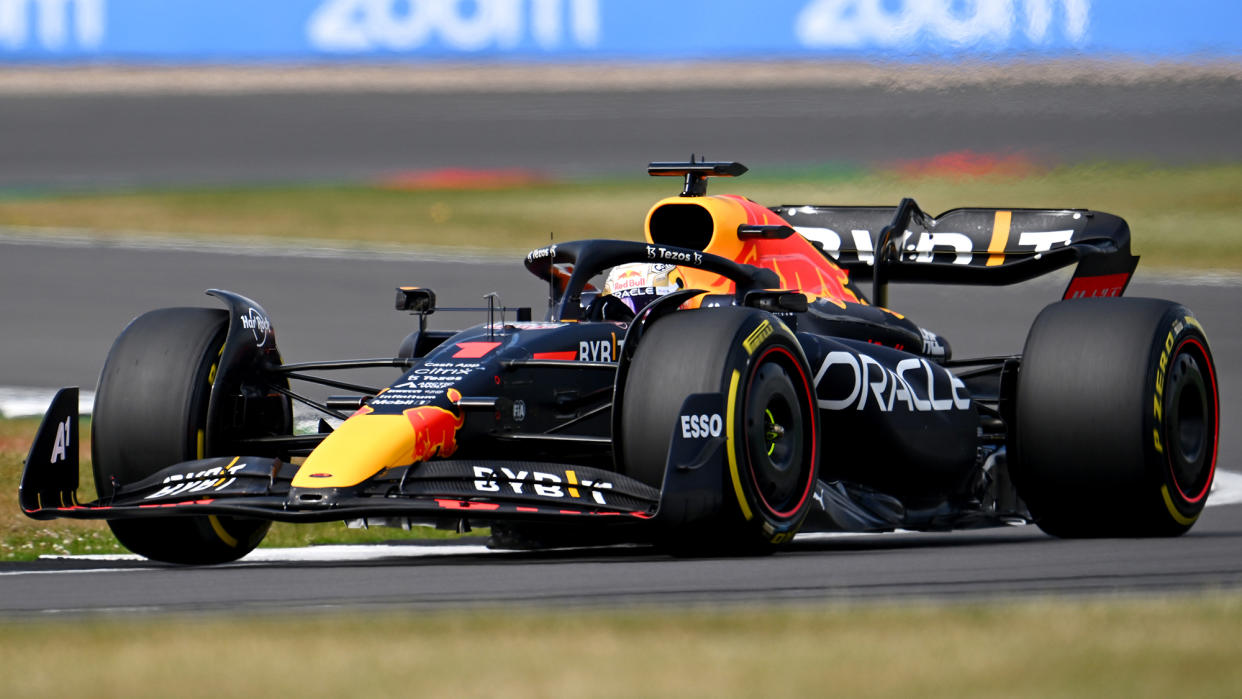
743;346;816;520
1164;338;1218;503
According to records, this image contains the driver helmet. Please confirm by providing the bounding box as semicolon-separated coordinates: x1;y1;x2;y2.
602;262;685;313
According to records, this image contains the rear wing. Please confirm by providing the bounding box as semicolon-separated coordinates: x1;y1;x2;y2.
772;200;1138;307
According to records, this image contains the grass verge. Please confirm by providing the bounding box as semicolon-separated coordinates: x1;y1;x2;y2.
0;418;473;561
2;597;1240;698
0;417;115;559
1;162;1240;270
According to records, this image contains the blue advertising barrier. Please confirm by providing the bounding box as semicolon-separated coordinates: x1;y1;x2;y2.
1;0;1239;63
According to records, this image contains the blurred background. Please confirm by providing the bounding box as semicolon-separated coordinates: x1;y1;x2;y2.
0;0;1239;405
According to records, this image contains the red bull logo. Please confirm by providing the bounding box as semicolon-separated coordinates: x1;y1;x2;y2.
681;240;859;308
741;242;860;307
404;405;465;463
609;268;646;291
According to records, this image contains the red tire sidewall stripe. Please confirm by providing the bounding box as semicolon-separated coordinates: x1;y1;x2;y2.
1168;336;1218;504
743;344;817;520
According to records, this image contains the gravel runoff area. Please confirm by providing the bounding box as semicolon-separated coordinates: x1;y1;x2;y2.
1;59;1240;95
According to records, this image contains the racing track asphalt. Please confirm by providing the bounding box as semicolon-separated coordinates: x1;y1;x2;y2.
1;502;1241;615
1;77;1242;189
1;78;1241;611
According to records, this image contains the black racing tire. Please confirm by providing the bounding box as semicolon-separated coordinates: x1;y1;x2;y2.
621;307;819;551
1012;298;1219;537
92;308;270;564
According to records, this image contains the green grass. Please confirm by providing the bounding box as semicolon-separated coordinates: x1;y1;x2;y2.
2;162;1241;269
0;418;476;561
0;417;115;560
1;597;1240;698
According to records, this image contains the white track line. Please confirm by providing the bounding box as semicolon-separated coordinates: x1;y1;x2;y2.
0;386;94;419
1208;469;1242;507
0;567;161;576
0;387;323;430
20;543;497;567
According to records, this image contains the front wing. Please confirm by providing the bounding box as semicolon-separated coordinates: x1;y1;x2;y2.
20;389;660;526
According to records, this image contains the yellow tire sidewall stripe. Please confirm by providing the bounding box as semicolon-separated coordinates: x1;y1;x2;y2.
1161;484;1199;527
725;369;754;521
204;345;239;548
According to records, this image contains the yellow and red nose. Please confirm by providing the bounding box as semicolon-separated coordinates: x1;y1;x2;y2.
292;405;464;488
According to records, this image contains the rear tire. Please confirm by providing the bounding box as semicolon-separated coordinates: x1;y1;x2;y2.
621;308;819;551
1012;298;1219;537
93;308;270;564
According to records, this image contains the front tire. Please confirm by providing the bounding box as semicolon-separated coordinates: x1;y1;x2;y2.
1012;298;1219;537
93;308;271;564
621;308;819;551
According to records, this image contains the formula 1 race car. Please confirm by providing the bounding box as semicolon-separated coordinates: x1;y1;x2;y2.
21;159;1220;564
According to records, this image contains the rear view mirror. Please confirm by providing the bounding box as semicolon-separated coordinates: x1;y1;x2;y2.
395;287;436;313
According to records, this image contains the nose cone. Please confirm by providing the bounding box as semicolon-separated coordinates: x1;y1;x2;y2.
292;406;464;488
